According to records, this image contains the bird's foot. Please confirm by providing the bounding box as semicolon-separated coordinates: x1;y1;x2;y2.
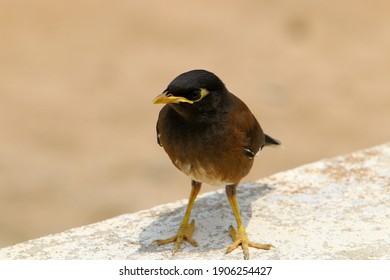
225;225;273;260
154;220;199;254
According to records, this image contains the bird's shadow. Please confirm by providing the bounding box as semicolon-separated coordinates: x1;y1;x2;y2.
136;182;274;258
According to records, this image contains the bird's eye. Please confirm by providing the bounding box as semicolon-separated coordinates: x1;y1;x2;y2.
187;90;201;101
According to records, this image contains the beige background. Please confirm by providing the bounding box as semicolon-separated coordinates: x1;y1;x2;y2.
0;0;389;248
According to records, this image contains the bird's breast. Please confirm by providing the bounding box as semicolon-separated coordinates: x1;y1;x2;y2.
158;106;254;185
162;130;253;185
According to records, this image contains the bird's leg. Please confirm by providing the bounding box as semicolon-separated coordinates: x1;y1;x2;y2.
225;184;272;260
154;180;201;254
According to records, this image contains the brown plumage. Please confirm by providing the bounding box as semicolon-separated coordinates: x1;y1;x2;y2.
153;69;280;259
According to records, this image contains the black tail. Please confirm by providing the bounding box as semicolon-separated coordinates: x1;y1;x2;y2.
264;134;281;146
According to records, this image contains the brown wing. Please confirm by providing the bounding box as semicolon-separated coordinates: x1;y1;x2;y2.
229;94;265;159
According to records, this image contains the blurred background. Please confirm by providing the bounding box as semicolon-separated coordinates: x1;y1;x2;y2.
0;0;389;248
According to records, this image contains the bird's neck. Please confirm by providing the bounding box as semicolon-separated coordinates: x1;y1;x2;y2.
168;104;216;123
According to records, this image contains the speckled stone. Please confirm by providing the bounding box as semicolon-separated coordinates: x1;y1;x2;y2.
0;143;389;260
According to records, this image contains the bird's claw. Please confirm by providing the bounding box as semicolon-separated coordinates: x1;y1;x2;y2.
154;220;199;255
225;225;273;260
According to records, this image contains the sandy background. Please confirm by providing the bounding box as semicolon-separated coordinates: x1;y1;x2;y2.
0;0;389;248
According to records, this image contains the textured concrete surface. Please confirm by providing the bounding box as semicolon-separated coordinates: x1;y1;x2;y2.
0;143;389;260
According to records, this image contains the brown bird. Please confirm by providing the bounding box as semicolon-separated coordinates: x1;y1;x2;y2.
152;69;280;259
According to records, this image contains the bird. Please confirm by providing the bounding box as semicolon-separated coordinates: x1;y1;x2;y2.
152;69;280;260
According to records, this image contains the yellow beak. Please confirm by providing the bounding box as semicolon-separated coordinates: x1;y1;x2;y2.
152;92;194;104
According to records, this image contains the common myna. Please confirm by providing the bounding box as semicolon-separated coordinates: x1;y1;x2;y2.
152;69;280;260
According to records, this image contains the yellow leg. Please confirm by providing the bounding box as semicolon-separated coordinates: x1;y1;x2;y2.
154;180;201;254
225;184;272;260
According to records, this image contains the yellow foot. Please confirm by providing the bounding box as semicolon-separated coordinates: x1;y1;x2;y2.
226;225;273;260
154;220;199;254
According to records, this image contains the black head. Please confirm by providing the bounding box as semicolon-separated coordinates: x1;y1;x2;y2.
153;70;228;119
167;69;226;97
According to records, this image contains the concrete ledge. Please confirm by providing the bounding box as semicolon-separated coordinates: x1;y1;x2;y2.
0;143;389;260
